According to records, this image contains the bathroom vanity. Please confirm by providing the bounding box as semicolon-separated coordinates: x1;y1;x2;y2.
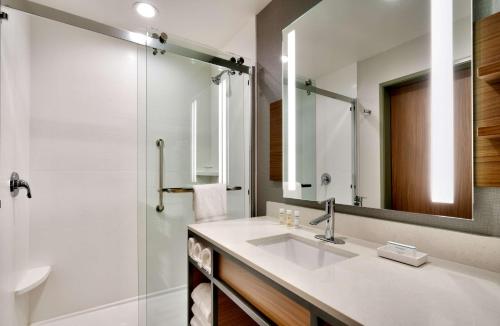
188;218;500;326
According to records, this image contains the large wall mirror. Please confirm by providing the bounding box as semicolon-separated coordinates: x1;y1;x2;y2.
282;0;474;220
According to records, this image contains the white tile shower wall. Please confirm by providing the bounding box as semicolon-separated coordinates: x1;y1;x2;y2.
28;16;138;322
315;63;356;204
0;8;31;326
266;201;500;273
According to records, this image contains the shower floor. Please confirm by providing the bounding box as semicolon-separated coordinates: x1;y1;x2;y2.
30;287;187;326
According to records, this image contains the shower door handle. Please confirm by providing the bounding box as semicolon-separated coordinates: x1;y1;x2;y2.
156;139;165;212
10;172;32;198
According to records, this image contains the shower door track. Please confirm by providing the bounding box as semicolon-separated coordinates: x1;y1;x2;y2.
0;0;250;74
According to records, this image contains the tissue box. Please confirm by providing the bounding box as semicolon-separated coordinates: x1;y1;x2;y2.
377;242;427;267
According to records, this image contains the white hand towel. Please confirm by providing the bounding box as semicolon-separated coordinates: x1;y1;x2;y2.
193;184;227;222
191;304;211;326
191;283;211;321
200;248;212;274
192;243;204;263
188;238;196;257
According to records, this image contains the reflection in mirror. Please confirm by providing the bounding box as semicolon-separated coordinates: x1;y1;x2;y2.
191;68;246;187
282;0;472;219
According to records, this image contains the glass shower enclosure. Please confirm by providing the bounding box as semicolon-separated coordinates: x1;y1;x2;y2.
138;36;252;326
0;1;252;325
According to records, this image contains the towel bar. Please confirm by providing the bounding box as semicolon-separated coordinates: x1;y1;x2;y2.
163;186;242;193
156;138;242;211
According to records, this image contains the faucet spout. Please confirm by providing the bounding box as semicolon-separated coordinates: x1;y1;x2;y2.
309;198;344;244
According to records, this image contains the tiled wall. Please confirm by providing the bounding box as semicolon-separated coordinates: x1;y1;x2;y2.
28;15;138;322
0;8;31;326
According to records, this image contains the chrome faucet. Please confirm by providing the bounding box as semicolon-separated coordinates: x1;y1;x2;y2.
309;198;344;244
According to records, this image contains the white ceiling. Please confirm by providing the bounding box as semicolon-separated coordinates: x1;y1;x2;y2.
29;0;270;50
285;0;471;79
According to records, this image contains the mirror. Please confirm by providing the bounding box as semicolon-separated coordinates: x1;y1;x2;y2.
282;0;473;219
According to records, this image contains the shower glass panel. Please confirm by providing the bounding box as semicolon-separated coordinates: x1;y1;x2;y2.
139;46;250;325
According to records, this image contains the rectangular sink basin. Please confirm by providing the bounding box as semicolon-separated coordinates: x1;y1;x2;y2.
248;234;356;270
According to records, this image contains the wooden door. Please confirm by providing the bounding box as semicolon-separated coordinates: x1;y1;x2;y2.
389;68;472;218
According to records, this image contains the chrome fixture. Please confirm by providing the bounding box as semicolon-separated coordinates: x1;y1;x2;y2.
155;138;242;210
156;139;165;212
309;198;344;244
2;0;249;74
151;32;168;44
305;79;312;95
163;186;242;193
354;195;366;207
321;173;331;186
10;172;32;198
211;69;235;85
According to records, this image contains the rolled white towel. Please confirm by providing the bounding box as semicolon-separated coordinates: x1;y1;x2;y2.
191;304;211;326
190;315;203;326
188;238;196;257
200;248;212;274
192;243;204;263
191;283;211;321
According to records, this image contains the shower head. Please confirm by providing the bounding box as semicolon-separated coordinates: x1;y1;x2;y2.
211;69;235;85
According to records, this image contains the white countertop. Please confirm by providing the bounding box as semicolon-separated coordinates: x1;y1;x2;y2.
188;217;500;326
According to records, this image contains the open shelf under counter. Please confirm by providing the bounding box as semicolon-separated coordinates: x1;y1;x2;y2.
188;256;212;280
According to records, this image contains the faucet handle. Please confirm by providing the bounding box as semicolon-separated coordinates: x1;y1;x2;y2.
10;172;32;199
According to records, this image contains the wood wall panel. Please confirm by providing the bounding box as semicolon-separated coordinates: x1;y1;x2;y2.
475;12;500;186
218;255;310;326
389;67;472;219
269;100;283;181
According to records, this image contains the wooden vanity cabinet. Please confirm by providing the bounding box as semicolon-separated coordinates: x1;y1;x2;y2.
187;231;351;326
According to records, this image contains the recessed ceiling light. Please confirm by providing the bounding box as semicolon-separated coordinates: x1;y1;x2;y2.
134;2;157;18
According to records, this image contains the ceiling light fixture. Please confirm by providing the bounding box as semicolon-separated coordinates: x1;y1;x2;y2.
134;2;157;18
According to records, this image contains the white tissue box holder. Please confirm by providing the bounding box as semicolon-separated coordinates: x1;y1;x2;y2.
377;241;427;267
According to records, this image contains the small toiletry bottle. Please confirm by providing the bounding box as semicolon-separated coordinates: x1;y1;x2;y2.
279;208;285;224
293;210;300;228
286;209;293;227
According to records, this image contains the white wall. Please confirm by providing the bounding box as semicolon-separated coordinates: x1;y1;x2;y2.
28;15;138;322
357;17;471;208
0;8;32;326
222;17;257;66
316;63;356;204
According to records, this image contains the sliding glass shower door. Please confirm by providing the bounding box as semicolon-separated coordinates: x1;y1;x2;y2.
139;46;250;325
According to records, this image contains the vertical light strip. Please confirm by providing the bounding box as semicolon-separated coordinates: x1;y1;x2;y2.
287;30;297;191
191;100;197;183
218;79;228;184
218;81;223;183
431;0;454;203
222;79;228;184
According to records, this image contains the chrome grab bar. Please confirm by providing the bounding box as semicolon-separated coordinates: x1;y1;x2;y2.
162;186;242;193
156;138;241;210
156;139;165;212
